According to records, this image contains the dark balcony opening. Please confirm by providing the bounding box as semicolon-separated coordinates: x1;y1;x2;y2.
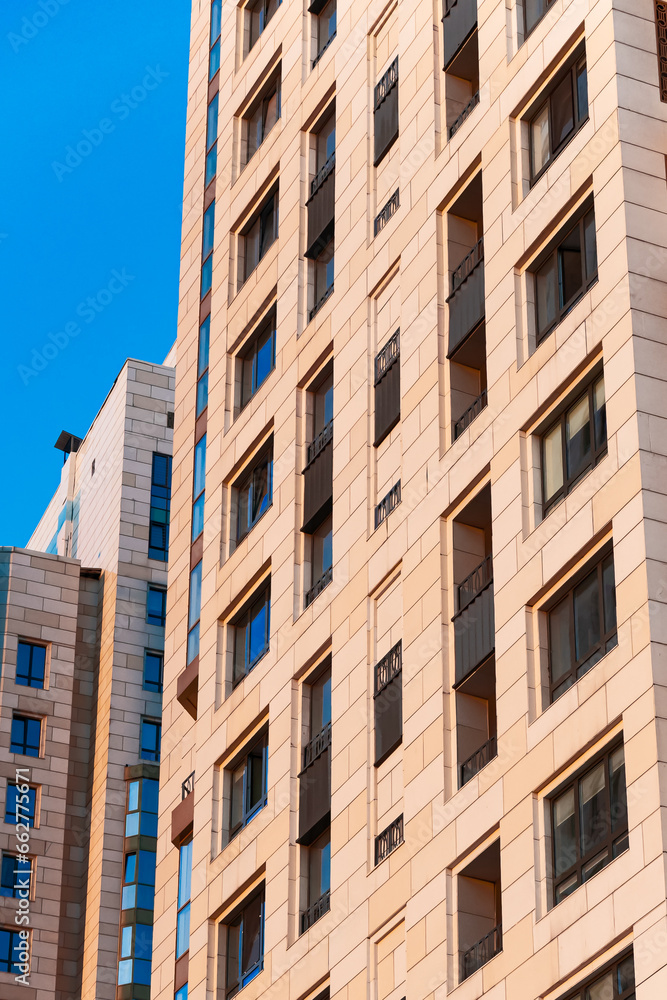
452;485;494;685
302;364;333;534
458;840;502;982
443;0;477;70
446;174;484;357
374;57;399;165
456;654;496;787
297;724;331;846
306;157;335;257
445;29;479;139
451;320;487;440
374;640;402;765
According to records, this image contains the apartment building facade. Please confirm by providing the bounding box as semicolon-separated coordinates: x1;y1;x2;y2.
0;356;175;999
153;2;667;1000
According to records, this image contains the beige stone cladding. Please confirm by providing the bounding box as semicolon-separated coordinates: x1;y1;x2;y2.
154;2;667;1000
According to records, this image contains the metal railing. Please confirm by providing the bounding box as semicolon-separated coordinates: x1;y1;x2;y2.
461;923;502;981
309;281;334;321
375;814;404;865
450;238;484;297
312;29;337;68
374;328;400;384
375;480;401;529
448;91;480;139
302;721;332;770
456;554;492;614
306;419;333;467
300;889;331;933
182;771;195;800
374;188;400;237
374;56;398;109
459;735;497;787
453;389;487;439
305;567;333;609
374;641;402;696
310;152;336;199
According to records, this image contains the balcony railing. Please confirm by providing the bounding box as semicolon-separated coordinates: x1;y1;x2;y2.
442;0;478;69
374;56;399;110
374;640;402;695
300;889;331;934
453;556;494;684
375;480;401;529
459;735;497;787
375;814;404;865
374;188;400;237
451;238;484;296
312;29;337;68
182;771;195;800
303;721;332;770
447;239;485;356
461;923;502;981
448;91;480;139
305;567;333;609
309;281;334;321
453;389;487;440
303;420;333;534
306;419;333;467
457;554;492;613
306;153;335;258
375;329;400;384
310;152;335;199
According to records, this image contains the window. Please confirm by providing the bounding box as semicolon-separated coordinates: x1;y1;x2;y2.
121;850;156;910
374;57;398;165
551;741;628;904
192;434;207;541
542;375;607;514
210;0;222;78
560;950;635;1000
15;641;46;688
187;561;203;665
149;452;172;560
306;514;332;607
229;732;269;838
201;202;215;298
530;52;588;183
232;585;271;687
307;108;336;318
311;238;334;319
10;715;41;757
206;92;219;187
239;191;278;288
308;827;330;908
125;778;159;838
140;719;162;763
548;550;617;703
534;206;598;343
143;650;164;693
197;315;210;416
0;855;31;899
176;838;193;959
312;0;337;66
374;641;402;765
246;0;280;52
226;889;265;998
239;310;276;409
0;929;24;974
118;922;153;986
524;0;557;37
374;329;400;446
309;665;332;739
176;987;189;1000
146;586;167;626
242;76;281;166
234;444;273;542
5;785;36;828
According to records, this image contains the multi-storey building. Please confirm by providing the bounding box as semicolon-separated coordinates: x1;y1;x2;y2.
154;3;667;1000
0;354;175;999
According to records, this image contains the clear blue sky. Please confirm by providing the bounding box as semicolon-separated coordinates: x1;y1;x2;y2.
0;0;191;545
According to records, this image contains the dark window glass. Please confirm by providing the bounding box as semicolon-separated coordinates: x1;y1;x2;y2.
10;715;41;757
140;719;161;763
192;434;207;541
524;0;557;37
229;733;269;838
244;78;281;165
235;446;273;542
118;922;153;986
315;0;337;61
207;93;219;150
534;207;597;343
310;666;332;736
308;827;331;906
232;586;271;687
149;453;172;560
15;641;46;688
548;551;617;702
310;514;332;582
125;778;159;838
552;743;628;905
121;850;156;910
143;650;163;693
313;239;335;315
226;890;265;998
0;855;31;899
542;375;607;513
0;929;24;974
560;952;635;1000
247;0;281;51
240;311;276;409
146;586;167;626
5;785;36;827
240;193;278;286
